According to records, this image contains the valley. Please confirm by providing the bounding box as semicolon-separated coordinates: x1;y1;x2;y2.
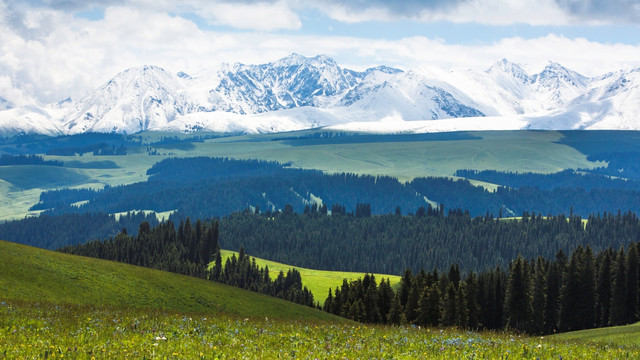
0;130;611;221
2;129;640;357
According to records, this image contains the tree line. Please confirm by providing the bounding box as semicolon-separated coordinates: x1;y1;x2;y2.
54;210;640;334
5;205;640;276
325;241;640;335
31;156;640;219
0;154;63;167
59;218;314;308
217;208;640;274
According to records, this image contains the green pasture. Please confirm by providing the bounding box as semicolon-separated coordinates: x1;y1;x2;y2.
2;299;639;359
0;130;612;220
219;250;402;304
551;321;640;347
0;240;340;322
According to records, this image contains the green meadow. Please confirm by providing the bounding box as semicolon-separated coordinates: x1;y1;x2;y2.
219;250;402;304
0;130;607;220
1;240;640;359
0;240;338;321
551;321;640;347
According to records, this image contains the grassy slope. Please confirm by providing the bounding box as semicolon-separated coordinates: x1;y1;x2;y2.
0;240;342;322
194;130;599;180
551;322;640;347
220;250;402;304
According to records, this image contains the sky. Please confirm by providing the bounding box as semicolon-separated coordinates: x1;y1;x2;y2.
2;0;640;106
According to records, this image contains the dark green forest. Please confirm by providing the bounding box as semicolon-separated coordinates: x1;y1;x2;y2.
217;209;640;274
58;213;640;335
4;207;640;274
0;154;63;166
327;242;640;335
28;157;640;220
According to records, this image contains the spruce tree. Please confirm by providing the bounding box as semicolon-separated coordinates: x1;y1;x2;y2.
388;295;402;325
417;284;441;327
609;248;627;326
505;255;532;332
626;244;640;323
596;250;613;327
441;282;457;326
531;256;546;334
465;272;481;329
544;253;563;333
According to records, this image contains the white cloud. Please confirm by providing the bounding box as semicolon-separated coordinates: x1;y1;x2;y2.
199;1;302;31
1;1;640;106
315;0;639;26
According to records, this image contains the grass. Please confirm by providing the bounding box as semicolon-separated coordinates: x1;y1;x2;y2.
0;130;613;220
0;165;90;190
0;240;341;322
2;299;639;359
2;240;640;358
551;321;640;347
219;250;402;304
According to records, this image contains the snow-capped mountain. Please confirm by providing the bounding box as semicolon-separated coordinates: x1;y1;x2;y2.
342;70;484;120
209;54;363;114
63;65;191;134
1;54;640;136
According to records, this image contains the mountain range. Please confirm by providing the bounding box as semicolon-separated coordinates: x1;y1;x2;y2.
1;53;639;136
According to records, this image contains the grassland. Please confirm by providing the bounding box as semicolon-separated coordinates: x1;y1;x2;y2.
0;240;339;321
551;321;640;347
3;299;640;359
0;130;607;220
220;250;401;304
2;239;640;358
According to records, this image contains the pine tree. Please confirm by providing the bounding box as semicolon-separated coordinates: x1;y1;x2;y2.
398;269;413;310
465;272;481;329
377;279;394;323
455;282;469;328
417;284;441;327
505;255;532;332
388;295;402;325
559;247;582;332
544;252;564;333
531;256;547;334
211;250;222;281
578;246;596;330
609;248;627;326
441;282;457;326
625;243;640;323
596;250;613;327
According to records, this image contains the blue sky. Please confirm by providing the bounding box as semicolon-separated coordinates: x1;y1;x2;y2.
69;2;640;45
2;0;640;104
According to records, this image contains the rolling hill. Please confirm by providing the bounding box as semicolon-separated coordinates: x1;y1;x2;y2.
219;249;401;304
0;240;341;321
551;321;640;347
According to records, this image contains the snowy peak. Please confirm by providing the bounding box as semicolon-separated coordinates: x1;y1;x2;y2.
534;61;588;87
2;54;640;136
487;59;531;83
63;65;189;134
531;62;588;108
210;54;370;114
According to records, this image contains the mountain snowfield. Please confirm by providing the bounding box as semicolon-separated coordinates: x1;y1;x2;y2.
1;54;639;136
